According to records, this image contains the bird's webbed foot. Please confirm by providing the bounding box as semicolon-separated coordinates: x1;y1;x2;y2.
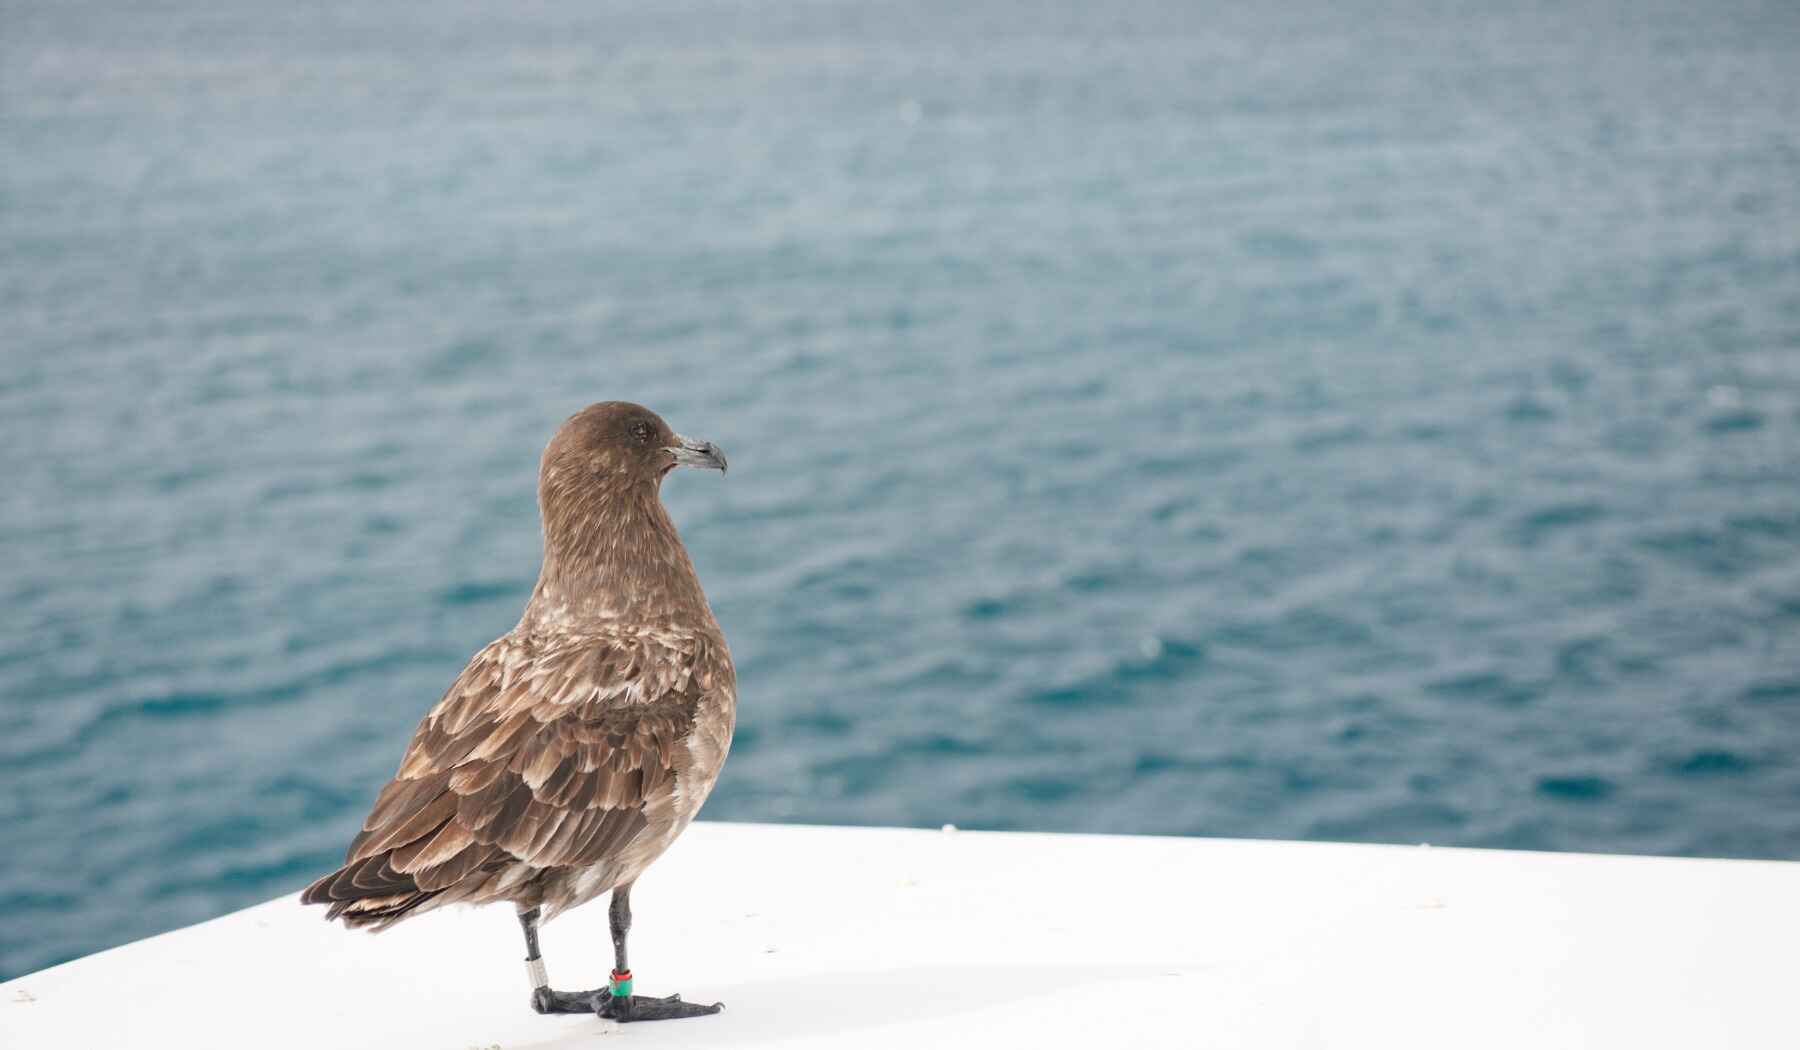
531;986;609;1015
596;989;724;1022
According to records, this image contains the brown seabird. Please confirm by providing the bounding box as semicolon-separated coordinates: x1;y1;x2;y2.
301;401;734;1023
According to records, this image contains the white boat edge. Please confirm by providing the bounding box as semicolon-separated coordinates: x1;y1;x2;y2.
4;820;1797;1049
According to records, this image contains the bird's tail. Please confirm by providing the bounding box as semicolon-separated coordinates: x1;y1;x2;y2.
299;855;441;931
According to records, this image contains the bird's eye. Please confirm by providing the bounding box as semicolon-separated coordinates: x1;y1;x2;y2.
631;421;653;443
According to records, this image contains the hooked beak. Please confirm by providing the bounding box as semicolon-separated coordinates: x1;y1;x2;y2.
667;435;728;474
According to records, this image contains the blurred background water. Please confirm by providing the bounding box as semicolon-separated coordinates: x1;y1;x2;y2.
4;0;1800;980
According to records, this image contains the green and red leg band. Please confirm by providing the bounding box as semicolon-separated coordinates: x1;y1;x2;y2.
609;969;633;999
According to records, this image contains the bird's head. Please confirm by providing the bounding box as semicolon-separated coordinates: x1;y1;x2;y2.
541;401;727;496
530;402;726;618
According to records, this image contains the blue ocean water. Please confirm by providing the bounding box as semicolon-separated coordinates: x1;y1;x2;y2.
4;0;1800;980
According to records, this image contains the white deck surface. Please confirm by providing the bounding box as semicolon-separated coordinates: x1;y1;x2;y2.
4;821;1796;1049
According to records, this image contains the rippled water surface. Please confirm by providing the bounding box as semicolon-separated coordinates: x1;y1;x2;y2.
5;0;1800;979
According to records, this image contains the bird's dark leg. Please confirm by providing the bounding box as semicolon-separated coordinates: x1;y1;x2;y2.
609;882;632;974
592;882;724;1023
519;905;610;1015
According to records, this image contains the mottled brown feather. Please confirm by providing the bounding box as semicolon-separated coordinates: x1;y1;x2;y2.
411;843;498;891
300;635;710;928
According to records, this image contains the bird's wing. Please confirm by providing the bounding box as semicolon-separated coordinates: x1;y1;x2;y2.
302;635;705;920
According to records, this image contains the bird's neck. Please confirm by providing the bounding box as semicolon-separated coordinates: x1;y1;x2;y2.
520;480;713;633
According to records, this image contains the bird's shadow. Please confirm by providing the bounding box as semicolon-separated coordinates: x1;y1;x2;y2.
510;962;1172;1047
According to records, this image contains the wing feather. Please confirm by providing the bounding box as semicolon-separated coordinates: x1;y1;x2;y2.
302;634;710;927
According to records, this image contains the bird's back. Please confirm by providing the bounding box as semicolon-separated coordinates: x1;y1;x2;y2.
302;624;735;929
